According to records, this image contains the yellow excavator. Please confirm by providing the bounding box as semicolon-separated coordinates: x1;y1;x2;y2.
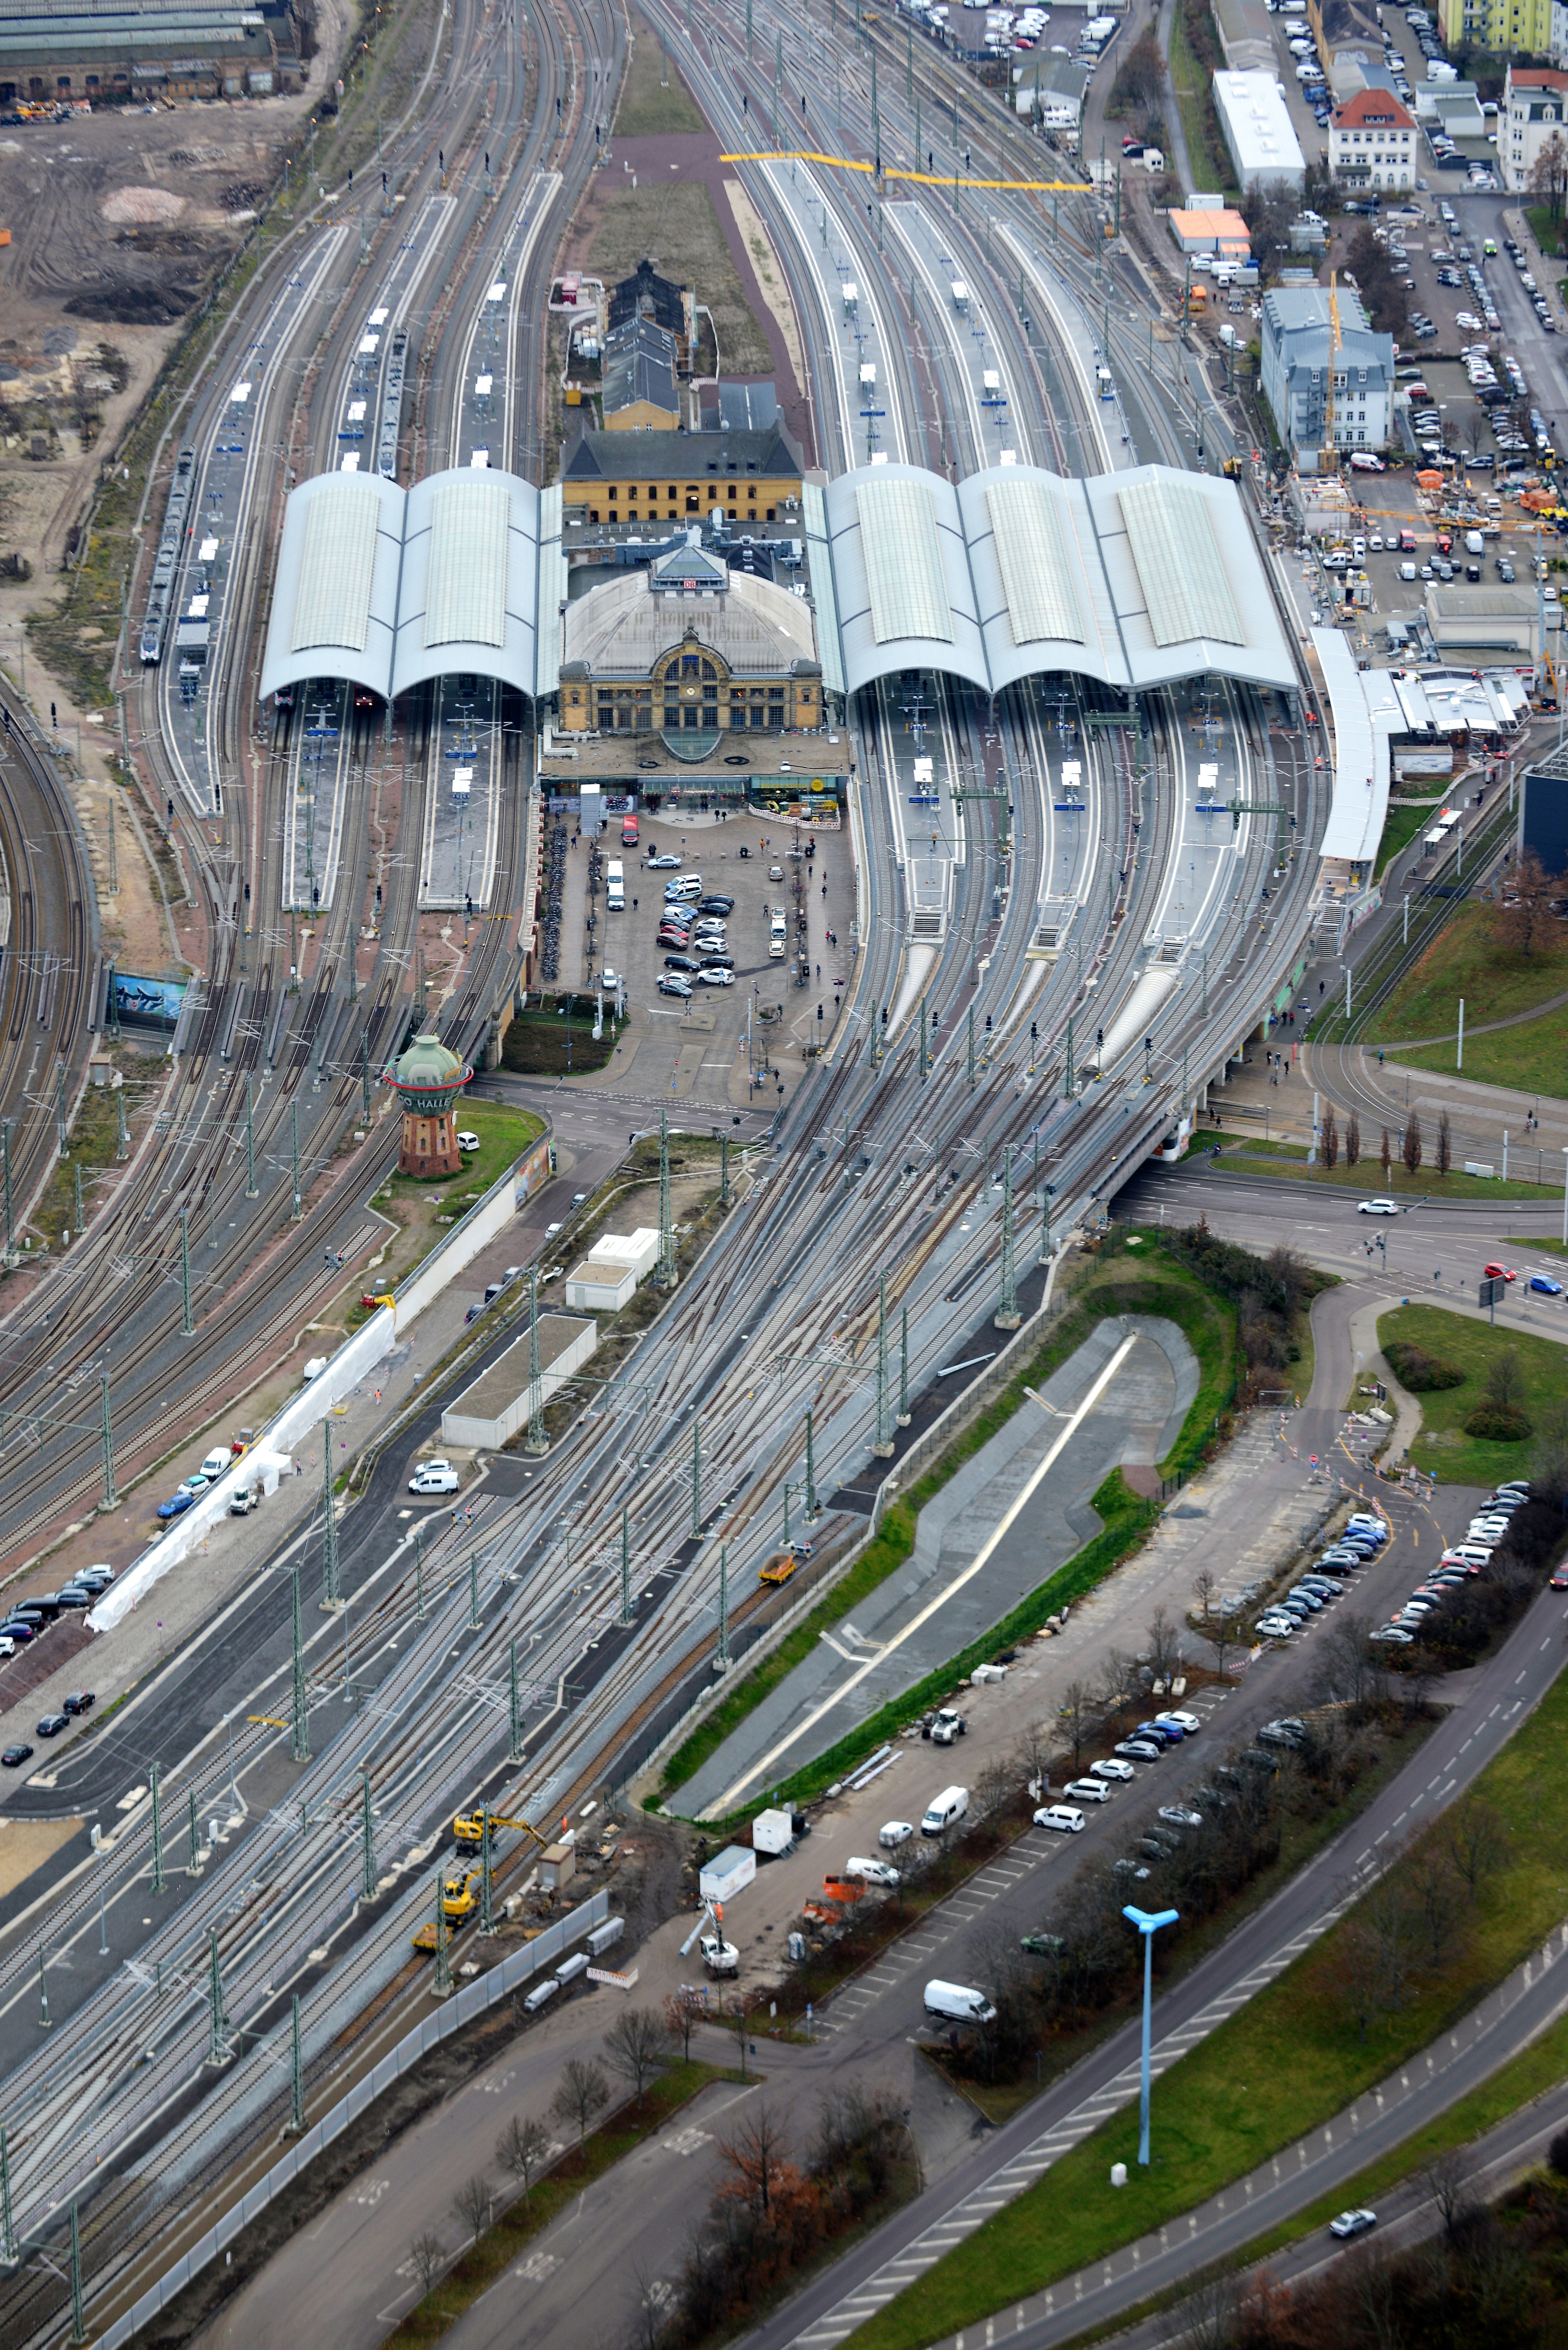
452;1808;548;1854
412;1868;484;1949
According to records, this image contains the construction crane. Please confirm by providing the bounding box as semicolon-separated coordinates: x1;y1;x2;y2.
1323;269;1343;474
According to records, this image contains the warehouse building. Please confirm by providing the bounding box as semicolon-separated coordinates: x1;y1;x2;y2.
0;0;300;102
1211;70;1306;196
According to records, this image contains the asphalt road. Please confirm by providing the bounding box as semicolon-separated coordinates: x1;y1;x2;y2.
745;1572;1568;2349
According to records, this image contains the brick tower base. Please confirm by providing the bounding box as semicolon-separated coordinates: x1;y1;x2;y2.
400;1108;462;1177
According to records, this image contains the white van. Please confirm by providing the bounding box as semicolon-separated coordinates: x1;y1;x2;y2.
606;858;625;911
924;1979;998;2025
921;1785;969;1837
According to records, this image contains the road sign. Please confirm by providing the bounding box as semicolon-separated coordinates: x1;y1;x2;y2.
1479;1274;1505;1316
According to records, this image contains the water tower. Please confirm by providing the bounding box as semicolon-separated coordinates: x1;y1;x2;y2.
385;1031;471;1178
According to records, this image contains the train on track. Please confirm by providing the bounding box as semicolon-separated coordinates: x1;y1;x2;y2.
138;445;197;666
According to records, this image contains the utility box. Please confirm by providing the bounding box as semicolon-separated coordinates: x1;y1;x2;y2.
752;1808;796;1858
699;1845;756;1904
540;1842;576;1893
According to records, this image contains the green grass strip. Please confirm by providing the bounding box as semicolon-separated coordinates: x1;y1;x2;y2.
844;1637;1568;2350
1377;1302;1568;1486
657;1245;1236;1819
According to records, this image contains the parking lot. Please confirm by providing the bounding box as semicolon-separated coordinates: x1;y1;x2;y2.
550;808;856;1111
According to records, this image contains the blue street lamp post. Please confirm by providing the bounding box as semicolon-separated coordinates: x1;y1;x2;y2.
1123;1904;1179;2166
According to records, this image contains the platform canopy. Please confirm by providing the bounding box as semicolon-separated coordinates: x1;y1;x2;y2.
260;466;541;704
259;456;1298;711
823;461;1298;699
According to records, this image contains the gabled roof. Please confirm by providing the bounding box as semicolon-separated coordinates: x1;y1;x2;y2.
1332;87;1414;127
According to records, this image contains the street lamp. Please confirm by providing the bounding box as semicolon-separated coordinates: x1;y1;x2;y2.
1122;1903;1179;2166
1561;1145;1567;1247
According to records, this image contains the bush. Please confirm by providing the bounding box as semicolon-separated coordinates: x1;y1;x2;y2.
1462;1406;1533;1442
1383;1339;1464;1392
1551;2126;1568;2179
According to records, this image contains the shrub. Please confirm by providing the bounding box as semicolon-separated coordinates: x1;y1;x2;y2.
1463;1406;1532;1441
1383;1339;1464;1392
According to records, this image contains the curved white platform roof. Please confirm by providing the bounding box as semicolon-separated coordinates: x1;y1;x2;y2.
259;470;405;705
391;470;541;701
828;461;1297;698
259;457;1298;708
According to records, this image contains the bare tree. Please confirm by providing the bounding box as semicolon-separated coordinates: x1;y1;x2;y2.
451;2173;491;2245
1058;1677;1096;1774
626;2268;677;2350
1495;848;1565;957
1437;1107;1452;1178
407;2231;446;2297
1528;125;1568;224
715;2102;792;2216
664;1986;707;2061
1191;1567;1218;1623
551;2056;611;2148
1145;1604;1185;1690
1402;1112;1423;1176
1380;1126;1392;1182
972;1754;1018;1827
1169;2269;1244;2349
1418;2143;1477;2243
1094;1647;1139;1728
1321;1103;1339;1168
1408;1837;1466;1968
603;2006;672;2109
1444;1792;1510;1896
1012;1715;1056;1799
1202;1606;1242;1683
1484;1346;1528;1416
1345;1109;1360;1168
496;2112;554;2199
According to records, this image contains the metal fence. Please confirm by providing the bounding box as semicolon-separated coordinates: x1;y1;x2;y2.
95;1889;610;2350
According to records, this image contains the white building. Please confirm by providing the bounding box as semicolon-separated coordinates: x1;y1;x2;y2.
1211;70;1307;195
1260;285;1395;459
1327;88;1417;189
1502;63;1568;193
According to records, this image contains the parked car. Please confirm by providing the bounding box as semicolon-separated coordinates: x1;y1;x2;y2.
408;1464;460;1495
1034;1804;1085;1834
36;1714;69;1739
62;1692;95;1716
1090;1758;1137;1782
878;1820;915;1848
156;1491;196;1521
0;1745;33;1767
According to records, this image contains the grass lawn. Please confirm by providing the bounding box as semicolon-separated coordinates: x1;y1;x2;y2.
389;1098;544;1203
1369;899;1568;1044
1391;997;1568;1098
1375;1303;1568;1484
659;1240;1237;1815
1528;203;1564;258
1189;1131;1558;1202
614;14;707;134
584;181;772;375
501;998;623;1076
845;1664;1568;2350
1375;798;1436;882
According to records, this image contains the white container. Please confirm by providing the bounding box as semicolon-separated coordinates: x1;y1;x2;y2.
587;1916;625;1956
699;1845;757;1904
752;1807;795;1857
